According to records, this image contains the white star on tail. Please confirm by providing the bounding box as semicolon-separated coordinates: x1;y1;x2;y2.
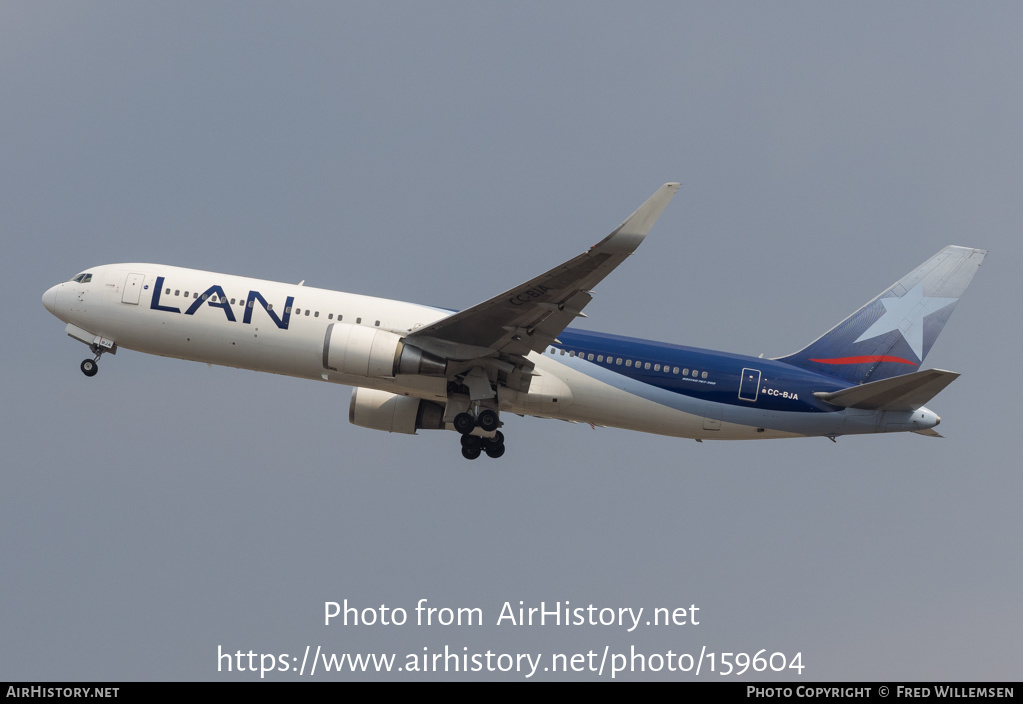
853;281;958;361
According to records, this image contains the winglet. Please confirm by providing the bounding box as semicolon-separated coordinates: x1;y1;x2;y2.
593;183;680;254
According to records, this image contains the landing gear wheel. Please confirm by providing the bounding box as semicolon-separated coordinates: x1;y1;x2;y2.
477;408;499;432
453;412;476;435
460;435;482;450
80;359;98;377
482;430;505;459
461;445;482;460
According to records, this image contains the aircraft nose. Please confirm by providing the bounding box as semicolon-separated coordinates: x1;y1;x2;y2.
43;284;59;315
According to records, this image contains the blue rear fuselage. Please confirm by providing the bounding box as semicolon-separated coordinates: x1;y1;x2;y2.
553;327;850;415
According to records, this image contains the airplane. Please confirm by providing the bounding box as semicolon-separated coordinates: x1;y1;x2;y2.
42;183;986;459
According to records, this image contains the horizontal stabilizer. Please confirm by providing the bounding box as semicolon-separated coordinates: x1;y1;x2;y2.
813;369;960;411
913;428;944;438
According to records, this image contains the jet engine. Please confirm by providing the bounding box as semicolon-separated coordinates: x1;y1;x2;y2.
323;323;446;378
349;388;445;435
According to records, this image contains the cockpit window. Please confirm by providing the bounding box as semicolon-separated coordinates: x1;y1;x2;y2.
69;273;93;283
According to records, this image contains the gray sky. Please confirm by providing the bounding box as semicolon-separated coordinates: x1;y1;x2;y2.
3;1;1020;681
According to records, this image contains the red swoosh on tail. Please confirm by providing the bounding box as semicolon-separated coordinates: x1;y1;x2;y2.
809;355;916;365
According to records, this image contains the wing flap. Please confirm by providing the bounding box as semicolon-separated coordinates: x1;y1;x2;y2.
813;369;960;411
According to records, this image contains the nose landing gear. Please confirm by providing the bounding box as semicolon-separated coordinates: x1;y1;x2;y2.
80;344;106;377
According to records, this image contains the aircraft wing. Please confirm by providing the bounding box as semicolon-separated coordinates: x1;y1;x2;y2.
405;183;680;361
813;368;960;411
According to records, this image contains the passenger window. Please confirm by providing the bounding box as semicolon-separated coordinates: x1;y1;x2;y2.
267;303;273;311
597;355;604;362
329;314;334;320
692;369;698;377
626;360;632;367
184;291;189;297
374;320;380;326
673;367;679;374
356;317;362;324
616;358;622;365
702;371;708;379
560;350;565;356
683;368;689;375
176;290;181;296
285;306;292;313
654;364;660;371
644;362;651;370
304;310;310;316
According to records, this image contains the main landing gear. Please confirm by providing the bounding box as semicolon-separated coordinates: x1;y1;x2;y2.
453;409;505;460
460;431;505;460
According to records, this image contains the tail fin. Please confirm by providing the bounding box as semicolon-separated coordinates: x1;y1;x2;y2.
778;246;986;384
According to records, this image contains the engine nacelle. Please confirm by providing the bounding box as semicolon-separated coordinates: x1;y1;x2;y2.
349;388;445;435
323;323;446;378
